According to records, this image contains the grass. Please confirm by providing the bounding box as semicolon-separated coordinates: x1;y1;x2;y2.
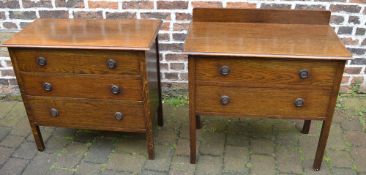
162;95;188;107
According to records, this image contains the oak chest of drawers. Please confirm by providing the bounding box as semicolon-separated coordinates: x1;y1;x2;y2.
185;8;351;170
3;19;163;159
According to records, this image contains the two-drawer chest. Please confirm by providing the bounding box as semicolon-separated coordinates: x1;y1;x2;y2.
184;8;351;170
3;19;163;159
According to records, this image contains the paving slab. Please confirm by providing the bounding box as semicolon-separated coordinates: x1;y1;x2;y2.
0;100;364;174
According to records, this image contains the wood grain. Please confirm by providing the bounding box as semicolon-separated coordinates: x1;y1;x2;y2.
20;72;142;100
14;48;143;75
193;8;331;24
3;19;161;50
27;96;146;132
184;22;351;60
196;85;330;119
195;56;338;89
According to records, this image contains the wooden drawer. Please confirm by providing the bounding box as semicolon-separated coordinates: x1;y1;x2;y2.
196;85;330;119
21;72;142;100
14;49;142;75
195;57;338;89
27;96;146;131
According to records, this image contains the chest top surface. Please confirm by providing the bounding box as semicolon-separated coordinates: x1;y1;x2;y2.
184;8;351;60
3;19;161;51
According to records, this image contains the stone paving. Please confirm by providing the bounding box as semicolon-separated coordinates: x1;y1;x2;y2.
0;97;365;175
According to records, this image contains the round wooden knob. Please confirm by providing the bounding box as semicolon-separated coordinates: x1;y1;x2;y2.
299;69;309;79
114;112;124;120
37;56;47;66
111;85;121;95
50;108;59;117
106;59;117;69
219;66;230;76
294;98;305;107
220;95;230;105
43;82;52;92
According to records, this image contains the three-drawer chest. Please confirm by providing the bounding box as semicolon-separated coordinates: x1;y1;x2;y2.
185;8;351;170
3;19;163;159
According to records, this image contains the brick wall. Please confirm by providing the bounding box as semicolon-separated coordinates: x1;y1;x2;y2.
0;0;365;94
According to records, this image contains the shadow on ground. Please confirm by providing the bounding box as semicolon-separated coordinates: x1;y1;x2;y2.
0;96;365;175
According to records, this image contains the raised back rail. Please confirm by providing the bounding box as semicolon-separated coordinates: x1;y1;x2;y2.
192;8;331;25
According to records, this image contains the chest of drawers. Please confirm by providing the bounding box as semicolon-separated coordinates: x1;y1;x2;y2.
185;8;351;170
3;19;163;159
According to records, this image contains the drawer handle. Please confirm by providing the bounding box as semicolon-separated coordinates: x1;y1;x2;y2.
37;56;47;66
111;85;121;95
299;69;309;79
219;66;230;76
220;95;230;105
114;112;124;121
294;98;305;107
107;59;117;69
50;108;59;117
42;82;53;92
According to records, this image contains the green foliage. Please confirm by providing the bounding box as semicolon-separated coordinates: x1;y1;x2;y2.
350;81;361;96
358;107;366;132
163;95;188;107
336;95;346;110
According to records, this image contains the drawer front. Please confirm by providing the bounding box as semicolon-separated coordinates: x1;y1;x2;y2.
195;57;338;89
21;72;142;100
27;96;146;131
196;85;330;119
14;49;142;75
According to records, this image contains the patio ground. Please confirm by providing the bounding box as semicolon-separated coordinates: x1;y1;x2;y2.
0;95;365;175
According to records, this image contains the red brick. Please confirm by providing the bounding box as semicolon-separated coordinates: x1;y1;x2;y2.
170;63;185;70
342;76;350;84
157;1;188;9
3;22;17;29
160;22;170;31
348;16;360;24
341;37;359;46
122;1;154;9
180;73;188;81
0;12;5;20
89;1;118;9
260;4;291;9
362;39;366;46
165;72;179;80
173;23;189;31
226;2;256;8
330;4;361;13
165;54;187;61
175;13;191;21
141;12;171;20
356;28;366;35
8;79;17;86
295;4;325;10
330;15;344;25
173;33;186;41
105;12;136;19
9;11;37;19
345;67;362;74
160;63;168;71
191;1;222;8
159;43;184;52
39;10;69;18
350;0;366;3
22;0;52;8
0;1;20;8
56;0;84;8
73;11;103;19
1;69;15;77
158;33;170;41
